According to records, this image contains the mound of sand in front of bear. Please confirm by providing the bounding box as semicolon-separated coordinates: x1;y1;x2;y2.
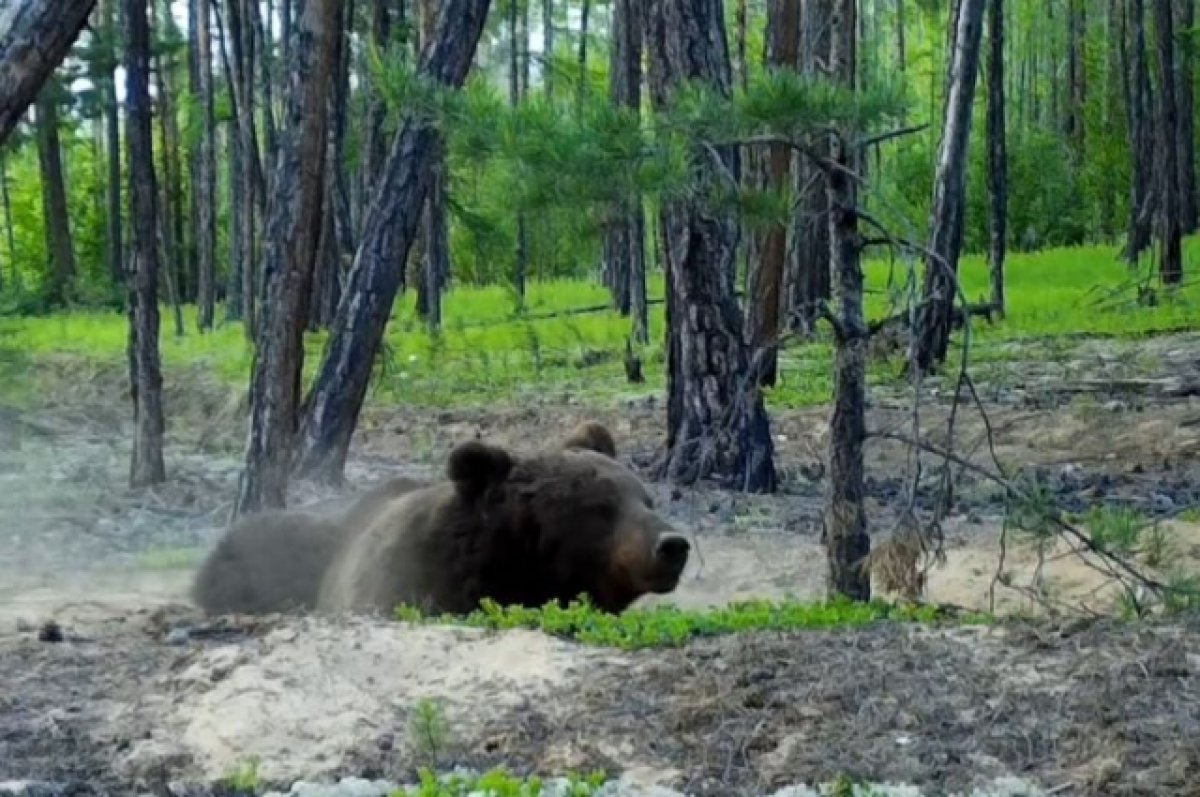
116;615;622;784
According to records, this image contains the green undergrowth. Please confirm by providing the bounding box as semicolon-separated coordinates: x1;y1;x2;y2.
393;596;993;649
393;767;607;797
3;239;1198;412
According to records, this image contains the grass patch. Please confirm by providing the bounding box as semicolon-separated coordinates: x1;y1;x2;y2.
394;596;993;650
4;239;1198;412
393;767;607;797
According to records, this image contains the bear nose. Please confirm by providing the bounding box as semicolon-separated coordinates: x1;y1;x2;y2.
655;535;690;565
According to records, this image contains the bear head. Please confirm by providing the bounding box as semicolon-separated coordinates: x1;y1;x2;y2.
444;422;690;614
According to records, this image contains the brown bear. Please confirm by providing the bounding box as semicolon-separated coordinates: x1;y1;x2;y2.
190;422;690;617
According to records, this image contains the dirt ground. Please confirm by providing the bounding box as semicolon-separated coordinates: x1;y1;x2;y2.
3;332;1200;794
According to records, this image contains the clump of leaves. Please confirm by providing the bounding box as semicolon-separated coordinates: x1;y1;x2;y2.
395;595;991;650
393;766;606;797
218;756;261;791
1083;505;1144;556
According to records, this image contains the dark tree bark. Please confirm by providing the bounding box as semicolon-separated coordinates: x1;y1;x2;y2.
645;0;777;493
1065;0;1086;161
745;0;800;387
986;0;1006;316
1152;0;1182;284
151;1;189;310
101;0;123;289
0;152;17;292
235;0;342;514
0;0;98;145
413;0;451;324
784;0;832;333
823;0;870;601
601;0;648;344
225;118;244;321
1176;0;1197;233
577;0;591;108
913;0;987;374
123;0;167;487
508;0;529;305
895;0;906;73
1124;0;1155;264
543;0;555;95
360;0;406;233
293;0;492;484
195;0;217;330
34;84;76;306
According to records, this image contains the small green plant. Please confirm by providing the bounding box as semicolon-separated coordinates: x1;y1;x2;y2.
408;697;451;766
395;595;991;650
1084;505;1144;556
219;755;261;791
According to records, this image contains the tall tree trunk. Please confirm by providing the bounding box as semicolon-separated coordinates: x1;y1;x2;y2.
414;0;450;326
1153;0;1182;284
509;0;528;306
35;84;76;306
195;0;217;330
735;0;748;89
913;0;987;374
577;0;591;109
1176;0;1197;233
225;118;244;321
986;0;1006;316
152;0;189;308
895;0;906;73
1125;0;1155;262
824;0;870;601
293;0;492;484
784;0;832;333
0;0;98;146
124;0;167;487
745;0;800;388
101;0;123;289
601;0;644;320
645;0;777;493
0;152;17;292
543;0;555;95
1065;0;1086;162
361;0;404;231
234;0;342;515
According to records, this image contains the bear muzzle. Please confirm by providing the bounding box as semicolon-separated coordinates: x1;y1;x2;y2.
649;534;690;592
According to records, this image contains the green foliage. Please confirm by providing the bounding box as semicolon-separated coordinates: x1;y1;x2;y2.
394;595;991;650
393;767;607;797
218;756;262;791
408;697;452;767
1083;506;1146;557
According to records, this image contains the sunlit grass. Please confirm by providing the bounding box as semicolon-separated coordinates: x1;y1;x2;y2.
3;238;1199;411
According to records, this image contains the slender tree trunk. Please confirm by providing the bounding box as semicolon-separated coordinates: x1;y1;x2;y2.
361;0;403;231
509;0;528;306
824;0;870;601
152;1;189;308
1125;0;1155;262
35;85;76;306
293;0;492;484
895;0;906;73
195;0;217;330
1176;0;1197;233
577;0;591;108
986;0;1006;316
645;0;777;493
235;0;342;515
1065;0;1086;162
1153;0;1182;284
225;119;244;321
735;0;748;89
0;0;98;146
101;0;123;290
784;0;832;333
745;0;800;387
913;0;987;373
543;0;555;95
124;0;166;487
0;153;17;292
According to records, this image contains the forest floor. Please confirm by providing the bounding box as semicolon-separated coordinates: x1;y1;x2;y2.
3;325;1200;795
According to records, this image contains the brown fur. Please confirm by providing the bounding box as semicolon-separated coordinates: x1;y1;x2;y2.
191;423;689;617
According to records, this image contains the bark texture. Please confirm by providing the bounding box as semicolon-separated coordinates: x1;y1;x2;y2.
986;0;1006;316
235;0;342;514
744;0;800;387
35;85;76;306
645;0;777;493
195;0;218;331
1152;0;1182;284
913;0;987;373
823;0;870;601
1124;0;1155;263
293;0;492;484
1176;0;1197;233
124;0;166;487
0;0;97;145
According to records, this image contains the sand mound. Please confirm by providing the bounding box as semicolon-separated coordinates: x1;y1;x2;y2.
119;617;616;784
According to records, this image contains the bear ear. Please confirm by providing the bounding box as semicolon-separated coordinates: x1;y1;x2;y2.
447;440;514;499
561;421;617;458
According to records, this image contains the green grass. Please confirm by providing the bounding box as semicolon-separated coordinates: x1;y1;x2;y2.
394;596;993;650
3;240;1199;411
393;767;607;797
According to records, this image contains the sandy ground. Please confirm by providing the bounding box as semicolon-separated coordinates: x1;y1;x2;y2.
3;332;1200;793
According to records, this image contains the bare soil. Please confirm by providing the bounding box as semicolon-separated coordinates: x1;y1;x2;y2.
3;332;1200;794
